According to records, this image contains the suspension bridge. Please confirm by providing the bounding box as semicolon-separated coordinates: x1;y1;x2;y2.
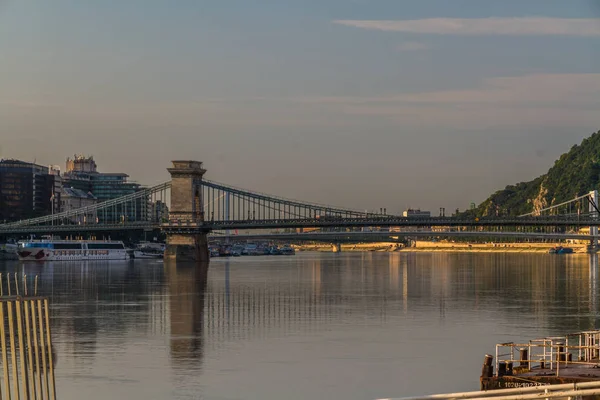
0;160;599;260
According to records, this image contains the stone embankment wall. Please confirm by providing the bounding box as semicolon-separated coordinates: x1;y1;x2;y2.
294;241;587;253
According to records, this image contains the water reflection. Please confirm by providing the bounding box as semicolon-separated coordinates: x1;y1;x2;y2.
1;253;600;399
591;253;598;317
164;261;207;369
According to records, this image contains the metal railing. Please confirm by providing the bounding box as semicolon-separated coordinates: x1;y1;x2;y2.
494;330;600;378
378;381;600;400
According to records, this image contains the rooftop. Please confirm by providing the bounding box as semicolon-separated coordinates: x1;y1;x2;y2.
63;187;97;200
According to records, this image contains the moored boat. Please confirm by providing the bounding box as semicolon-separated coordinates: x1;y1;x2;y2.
549;246;574;254
0;240;18;260
133;248;164;259
279;245;295;255
17;239;129;261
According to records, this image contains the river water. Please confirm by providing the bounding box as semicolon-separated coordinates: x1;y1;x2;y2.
0;252;598;400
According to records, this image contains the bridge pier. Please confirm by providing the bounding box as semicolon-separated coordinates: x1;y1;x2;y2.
164;161;210;263
332;243;342;253
165;233;210;262
590;190;599;252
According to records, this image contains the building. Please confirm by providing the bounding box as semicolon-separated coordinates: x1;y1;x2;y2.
402;209;431;218
66;155;97;174
61;188;97;224
63;155;143;223
48;165;63;214
0;159;54;222
151;200;169;223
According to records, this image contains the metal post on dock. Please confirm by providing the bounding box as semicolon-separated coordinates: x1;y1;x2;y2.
495;345;499;377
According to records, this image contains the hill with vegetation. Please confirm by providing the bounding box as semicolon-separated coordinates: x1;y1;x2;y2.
466;130;600;217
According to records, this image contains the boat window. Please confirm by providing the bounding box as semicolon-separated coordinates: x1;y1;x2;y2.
87;243;124;250
22;243;53;249
53;243;83;250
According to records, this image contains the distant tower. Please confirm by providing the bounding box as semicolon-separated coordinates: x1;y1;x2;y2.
66;155;97;173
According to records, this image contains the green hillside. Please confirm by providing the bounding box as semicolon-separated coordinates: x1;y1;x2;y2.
467;130;600;217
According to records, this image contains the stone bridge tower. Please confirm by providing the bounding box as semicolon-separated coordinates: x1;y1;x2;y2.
164;161;210;262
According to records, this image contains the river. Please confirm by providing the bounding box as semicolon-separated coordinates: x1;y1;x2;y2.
0;252;598;400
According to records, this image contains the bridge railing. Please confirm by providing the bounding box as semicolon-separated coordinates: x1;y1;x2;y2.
202;179;378;218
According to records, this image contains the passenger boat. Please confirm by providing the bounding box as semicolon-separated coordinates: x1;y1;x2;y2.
133;248;164;259
17;239;130;261
480;330;600;390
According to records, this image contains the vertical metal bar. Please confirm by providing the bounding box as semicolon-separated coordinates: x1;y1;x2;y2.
0;302;11;400
495;345;499;377
556;345;560;376
23;302;34;400
7;302;20;400
30;301;42;400
37;301;49;400
44;300;56;400
15;301;29;400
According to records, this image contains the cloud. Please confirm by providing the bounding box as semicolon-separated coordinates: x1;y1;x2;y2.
333;17;600;36
395;41;429;51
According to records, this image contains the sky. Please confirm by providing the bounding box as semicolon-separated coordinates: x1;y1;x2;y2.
1;0;599;214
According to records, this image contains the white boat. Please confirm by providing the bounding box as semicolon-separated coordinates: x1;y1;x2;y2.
136;242;165;252
133;249;164;259
17;239;130;261
1;242;18;254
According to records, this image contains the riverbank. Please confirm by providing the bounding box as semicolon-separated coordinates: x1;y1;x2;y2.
294;241;589;253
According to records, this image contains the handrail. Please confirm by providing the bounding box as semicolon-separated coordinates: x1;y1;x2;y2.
379;381;600;400
493;330;600;377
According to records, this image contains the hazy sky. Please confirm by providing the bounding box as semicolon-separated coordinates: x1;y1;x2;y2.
1;0;599;213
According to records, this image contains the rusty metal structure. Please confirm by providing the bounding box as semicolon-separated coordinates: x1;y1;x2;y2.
0;273;57;400
481;330;600;390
